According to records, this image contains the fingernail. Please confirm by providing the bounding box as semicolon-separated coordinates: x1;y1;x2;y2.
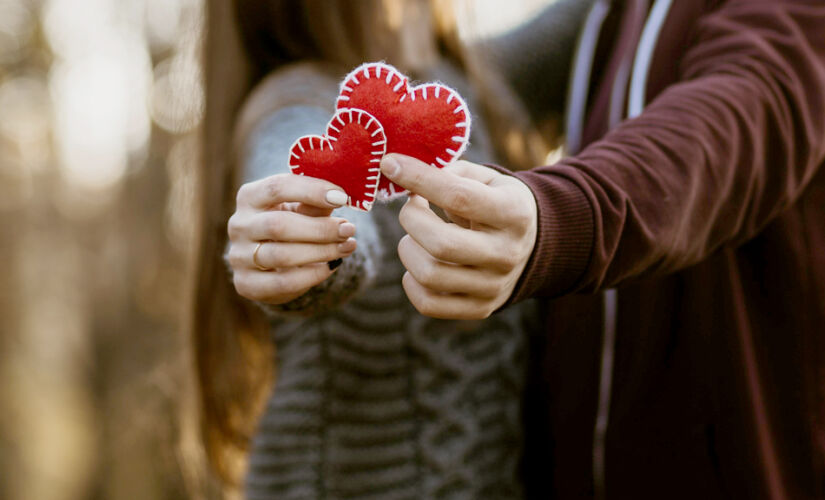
338;238;356;253
338;222;356;238
327;258;343;270
381;155;401;179
326;189;348;206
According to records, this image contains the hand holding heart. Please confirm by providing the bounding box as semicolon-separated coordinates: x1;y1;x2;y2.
227;174;357;305
233;61;538;315
380;154;538;320
289;62;470;209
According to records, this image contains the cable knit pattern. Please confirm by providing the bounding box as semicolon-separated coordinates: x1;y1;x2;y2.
240;62;532;499
246;203;529;500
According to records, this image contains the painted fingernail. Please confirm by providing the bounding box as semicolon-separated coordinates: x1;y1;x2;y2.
338;238;356;253
327;258;343;270
326;189;348;206
381;155;401;179
338;222;356;238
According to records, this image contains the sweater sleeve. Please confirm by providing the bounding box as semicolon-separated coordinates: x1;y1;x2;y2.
509;0;825;301
233;78;387;318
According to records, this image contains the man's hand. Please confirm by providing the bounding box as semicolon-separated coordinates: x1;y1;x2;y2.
380;154;537;319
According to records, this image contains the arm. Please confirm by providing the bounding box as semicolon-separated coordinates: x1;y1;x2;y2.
227;63;387;316
510;0;825;300
382;0;825;318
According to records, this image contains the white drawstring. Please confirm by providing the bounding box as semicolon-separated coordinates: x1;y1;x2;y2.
628;0;673;118
565;0;612;155
591;1;673;498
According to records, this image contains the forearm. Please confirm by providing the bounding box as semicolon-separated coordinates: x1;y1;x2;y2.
510;0;825;300
231;65;389;316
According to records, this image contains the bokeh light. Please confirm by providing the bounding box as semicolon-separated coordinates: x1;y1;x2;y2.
1;0;206;498
0;1;558;499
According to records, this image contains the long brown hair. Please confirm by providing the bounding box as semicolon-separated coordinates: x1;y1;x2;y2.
194;0;550;486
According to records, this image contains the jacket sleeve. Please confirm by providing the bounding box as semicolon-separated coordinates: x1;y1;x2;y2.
509;0;825;301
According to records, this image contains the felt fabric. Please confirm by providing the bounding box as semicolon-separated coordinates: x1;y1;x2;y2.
288;108;386;211
244;62;530;499
337;62;471;199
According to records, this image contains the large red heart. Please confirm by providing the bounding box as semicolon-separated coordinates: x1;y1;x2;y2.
288;108;386;211
336;62;471;199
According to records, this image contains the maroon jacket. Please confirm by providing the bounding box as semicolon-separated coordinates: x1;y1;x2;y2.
511;1;825;498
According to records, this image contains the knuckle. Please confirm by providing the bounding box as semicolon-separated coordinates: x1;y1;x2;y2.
314;264;332;283
324;242;341;261
398;201;419;235
397;234;413;260
265;245;288;267
235;183;251;204
430;236;458;261
266;214;285;237
412;294;437;317
497;250;520;270
489;237;519;270
453;159;473;170
233;273;255;299
476;305;494;320
227;214;242;240
508;201;533;230
322;219;340;240
226;246;244;268
264;175;286;200
407;168;426;190
447;184;473;213
416;260;439;287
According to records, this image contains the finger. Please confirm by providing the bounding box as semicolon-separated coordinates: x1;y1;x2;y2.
401;272;494;320
399;195;511;270
292;203;334;217
244;211;356;243
445;159;500;185
397;235;499;299
229;239;356;270
233;263;332;304
277;201;335;217
380;154;511;227
237;173;349;210
444;209;470;228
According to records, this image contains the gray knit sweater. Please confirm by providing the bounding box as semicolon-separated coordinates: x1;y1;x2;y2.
240;64;536;499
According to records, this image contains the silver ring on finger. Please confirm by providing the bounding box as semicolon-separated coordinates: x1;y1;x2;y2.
253;241;273;271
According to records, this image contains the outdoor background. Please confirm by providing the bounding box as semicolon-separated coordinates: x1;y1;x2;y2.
0;0;555;499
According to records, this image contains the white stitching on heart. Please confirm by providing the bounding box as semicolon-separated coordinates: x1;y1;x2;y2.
287;108;386;211
336;62;473;200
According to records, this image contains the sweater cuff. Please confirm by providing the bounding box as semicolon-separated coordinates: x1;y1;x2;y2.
487;164;594;304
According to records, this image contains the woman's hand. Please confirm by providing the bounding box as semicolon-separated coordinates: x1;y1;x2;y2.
227;173;357;304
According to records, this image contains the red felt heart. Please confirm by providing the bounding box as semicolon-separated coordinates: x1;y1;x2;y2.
336;62;471;199
288;108;386;211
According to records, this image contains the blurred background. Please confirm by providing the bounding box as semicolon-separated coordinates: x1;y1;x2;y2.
0;0;554;499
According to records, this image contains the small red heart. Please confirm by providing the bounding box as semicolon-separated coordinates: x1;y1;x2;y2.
288;108;386;211
336;62;471;199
